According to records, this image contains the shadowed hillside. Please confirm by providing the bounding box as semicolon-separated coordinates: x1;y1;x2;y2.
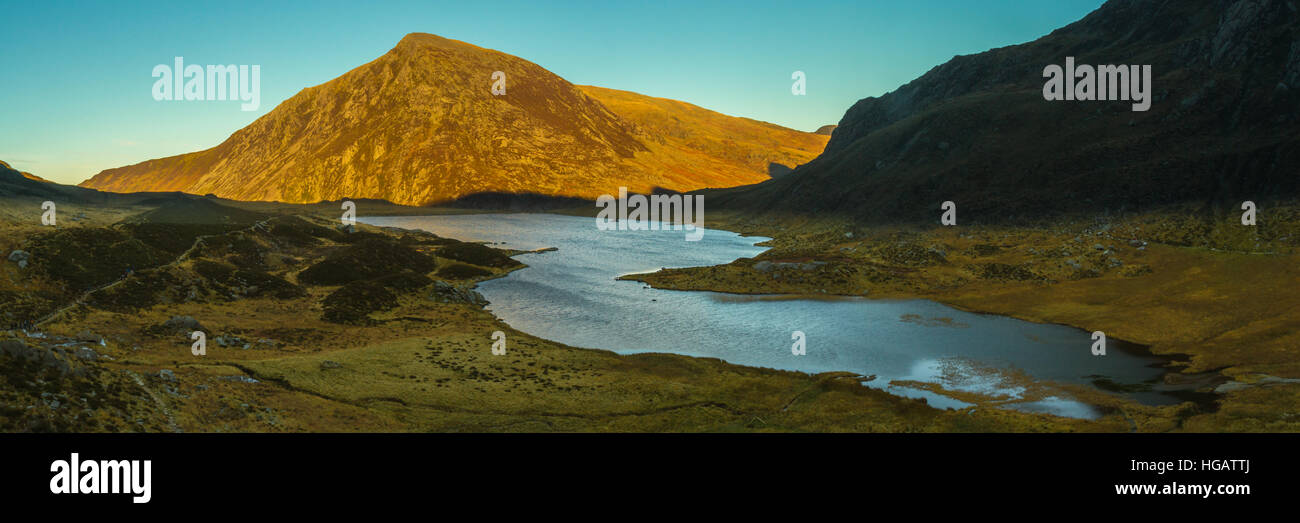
709;0;1300;223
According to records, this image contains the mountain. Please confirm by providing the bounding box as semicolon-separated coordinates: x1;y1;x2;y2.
576;85;831;188
0;160;236;210
81;33;828;205
1;161;97;202
709;0;1300;222
813;125;837;135
0;160;51;183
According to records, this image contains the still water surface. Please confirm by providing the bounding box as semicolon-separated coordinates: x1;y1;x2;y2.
364;213;1179;419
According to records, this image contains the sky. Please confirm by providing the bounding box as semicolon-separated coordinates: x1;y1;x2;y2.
0;0;1106;185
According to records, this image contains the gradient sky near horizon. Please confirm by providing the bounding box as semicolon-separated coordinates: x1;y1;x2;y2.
1;0;1105;185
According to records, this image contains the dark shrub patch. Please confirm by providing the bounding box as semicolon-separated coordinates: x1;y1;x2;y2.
267;216;344;246
436;241;520;268
319;272;431;324
436;263;492;280
373;271;433;291
967;244;1003;257
230;270;305;299
85;270;180;312
298;237;436;286
193;259;236;281
336;231;389;244
224;234;267;268
121;222;238;255
0;290;60;328
976;263;1040;281
322;280;398;325
193;259;303;299
27;228;170;292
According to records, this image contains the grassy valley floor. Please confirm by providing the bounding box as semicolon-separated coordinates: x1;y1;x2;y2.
3;196;1296;432
1;196;1124;433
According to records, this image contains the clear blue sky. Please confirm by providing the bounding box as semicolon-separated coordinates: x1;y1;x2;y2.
0;0;1105;185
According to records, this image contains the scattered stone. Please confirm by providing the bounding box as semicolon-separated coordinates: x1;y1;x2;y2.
74;330;101;343
74;347;98;361
320;360;343;370
154;316;204;336
7;250;30;269
219;375;259;384
429;281;488;306
158;369;177;382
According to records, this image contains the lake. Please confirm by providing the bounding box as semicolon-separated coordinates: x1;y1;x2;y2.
363;213;1184;419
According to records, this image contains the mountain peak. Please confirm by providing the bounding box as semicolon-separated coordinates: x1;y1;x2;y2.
392;32;488;54
81;35;829;204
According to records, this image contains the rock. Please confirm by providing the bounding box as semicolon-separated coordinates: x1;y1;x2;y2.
0;339;35;360
74;330;101;343
219;375;260;384
320;360;343;370
429;281;488;306
156;316;204;336
158;369;177;382
7;250;30;269
74;347;98;361
1;339;74;374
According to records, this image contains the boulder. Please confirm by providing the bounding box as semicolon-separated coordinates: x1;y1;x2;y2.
7;250;30;269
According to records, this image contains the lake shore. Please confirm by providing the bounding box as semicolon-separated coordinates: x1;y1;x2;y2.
621;209;1300;432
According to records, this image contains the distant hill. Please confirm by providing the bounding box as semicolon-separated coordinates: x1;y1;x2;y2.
813;125;837;135
0;160;51;183
1;160;101;202
0;159;261;212
81;33;828;205
709;0;1300;223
